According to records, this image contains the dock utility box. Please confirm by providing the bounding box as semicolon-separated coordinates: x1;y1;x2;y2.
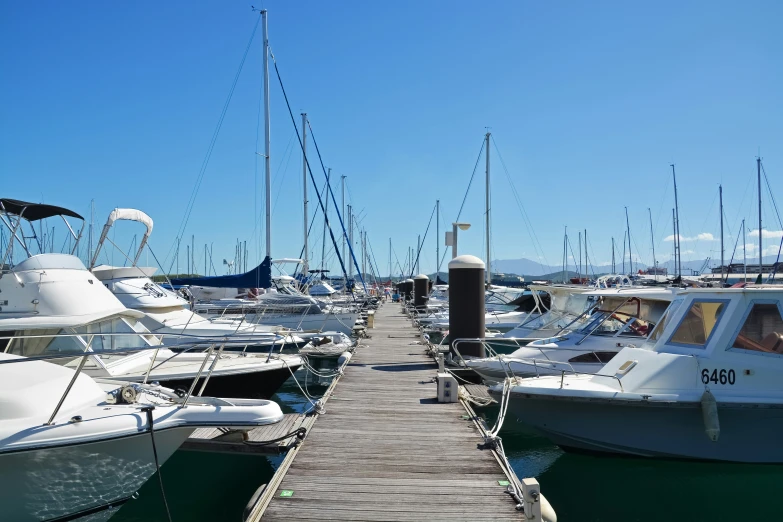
436;372;458;402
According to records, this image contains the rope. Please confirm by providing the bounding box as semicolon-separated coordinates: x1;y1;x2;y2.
243;427;307;446
141;406;173;522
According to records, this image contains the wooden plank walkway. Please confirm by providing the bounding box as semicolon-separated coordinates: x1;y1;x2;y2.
251;303;522;521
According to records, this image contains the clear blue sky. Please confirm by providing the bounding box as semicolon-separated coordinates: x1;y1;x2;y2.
2;1;782;277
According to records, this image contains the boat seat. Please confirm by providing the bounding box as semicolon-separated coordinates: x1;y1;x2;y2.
761;332;783;353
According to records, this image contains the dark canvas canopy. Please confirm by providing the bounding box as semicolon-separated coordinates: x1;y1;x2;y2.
0;198;84;221
171;256;272;289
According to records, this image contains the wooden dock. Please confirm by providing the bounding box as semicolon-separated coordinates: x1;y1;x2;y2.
248;303;523;521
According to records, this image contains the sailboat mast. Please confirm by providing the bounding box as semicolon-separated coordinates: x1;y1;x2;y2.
671;164;681;278
611;237;615;273
347;205;353;280
743;219;747;281
562;226;567;283
584;229;588;279
321;168;330;271
301;113;309;275
672;208;676;276
485;131;491;285
262;10;272;260
624;207;632;274
577;231;582;281
389;238;392;283
416;234;421;274
758;157;763;275
720;184;724;283
648;208;656;272
341;175;346;283
436;200;440;279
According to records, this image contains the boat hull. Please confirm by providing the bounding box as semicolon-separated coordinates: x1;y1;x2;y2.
155;364;298;399
496;391;783;463
0;427;192;522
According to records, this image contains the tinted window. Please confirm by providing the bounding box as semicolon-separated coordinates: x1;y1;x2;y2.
670;301;726;347
732;303;783;353
568;351;617;364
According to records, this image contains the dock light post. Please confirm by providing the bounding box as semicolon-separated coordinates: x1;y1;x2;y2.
448;222;471;259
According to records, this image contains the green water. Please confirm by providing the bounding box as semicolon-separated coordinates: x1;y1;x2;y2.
115;373;781;522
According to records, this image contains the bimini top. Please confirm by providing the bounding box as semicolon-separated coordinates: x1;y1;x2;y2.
0;198;84;222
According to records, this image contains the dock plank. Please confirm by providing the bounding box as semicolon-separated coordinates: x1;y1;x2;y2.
253;304;521;521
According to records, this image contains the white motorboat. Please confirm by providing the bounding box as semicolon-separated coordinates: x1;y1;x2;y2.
0;351;283;522
88;209;307;353
466;287;677;383
0;200;303;399
490;285;783;462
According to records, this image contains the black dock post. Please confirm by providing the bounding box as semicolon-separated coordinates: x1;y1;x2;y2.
413;274;429;311
448;255;485;358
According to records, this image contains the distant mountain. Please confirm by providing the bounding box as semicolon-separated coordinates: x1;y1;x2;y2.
491;255;782;277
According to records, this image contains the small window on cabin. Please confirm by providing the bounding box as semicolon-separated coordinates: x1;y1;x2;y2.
732;303;783;354
568;352;617;364
669;301;726;347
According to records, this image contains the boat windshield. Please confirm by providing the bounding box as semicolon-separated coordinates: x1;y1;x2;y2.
73;317;158;351
577;310;655;338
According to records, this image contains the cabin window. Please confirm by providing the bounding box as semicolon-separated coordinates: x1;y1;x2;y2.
568;351;617;364
669;300;727;347
731;303;783;354
649;299;683;342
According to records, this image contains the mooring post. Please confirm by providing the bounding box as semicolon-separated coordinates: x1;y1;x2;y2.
413;274;429;311
402;278;414;302
448;255;485;358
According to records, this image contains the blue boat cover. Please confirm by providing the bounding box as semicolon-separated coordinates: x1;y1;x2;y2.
171;256;272;288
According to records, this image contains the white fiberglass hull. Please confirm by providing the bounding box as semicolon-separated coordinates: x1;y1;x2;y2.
0;427;192;522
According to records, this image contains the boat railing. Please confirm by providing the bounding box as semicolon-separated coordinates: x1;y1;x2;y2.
451;337;625;391
0;330;291;423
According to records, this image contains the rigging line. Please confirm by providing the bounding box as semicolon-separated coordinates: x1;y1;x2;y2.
491;136;551;271
165;16;261;271
456;140;486;221
410;202;437;278
270;52;362;293
761;161;783;229
566;236;580;278
390;243;404;277
271;131;298;216
294;176;330;277
305;120;366;291
366;235;384;283
653;173;671;249
435;142;485;271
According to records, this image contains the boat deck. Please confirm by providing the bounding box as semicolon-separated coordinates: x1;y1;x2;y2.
182;413;316;455
248;303;523;521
